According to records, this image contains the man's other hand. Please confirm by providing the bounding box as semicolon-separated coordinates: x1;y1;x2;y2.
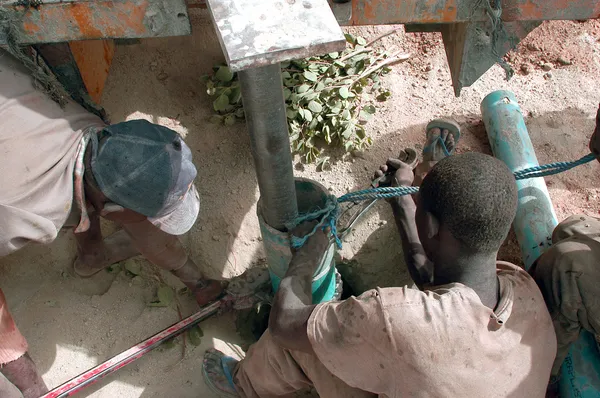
374;158;415;188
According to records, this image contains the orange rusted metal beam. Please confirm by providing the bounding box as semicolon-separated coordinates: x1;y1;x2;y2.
69;40;115;104
1;0;191;45
344;0;600;26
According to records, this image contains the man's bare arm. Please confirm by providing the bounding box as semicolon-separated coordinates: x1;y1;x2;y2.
268;227;329;353
390;196;433;288
378;158;433;288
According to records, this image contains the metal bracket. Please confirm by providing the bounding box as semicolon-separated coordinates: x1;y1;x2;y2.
206;0;346;72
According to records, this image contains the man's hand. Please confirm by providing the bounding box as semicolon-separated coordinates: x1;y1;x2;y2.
288;221;330;277
589;104;600;162
374;158;415;188
291;221;330;255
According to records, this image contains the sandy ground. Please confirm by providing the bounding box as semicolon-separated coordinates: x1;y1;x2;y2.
1;9;599;397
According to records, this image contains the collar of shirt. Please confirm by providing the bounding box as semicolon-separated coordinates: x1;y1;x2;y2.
490;275;514;325
73;127;100;234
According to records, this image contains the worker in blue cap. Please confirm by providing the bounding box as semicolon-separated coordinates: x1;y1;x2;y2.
0;51;222;396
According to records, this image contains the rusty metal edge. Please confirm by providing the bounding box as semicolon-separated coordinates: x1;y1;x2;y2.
0;0;192;45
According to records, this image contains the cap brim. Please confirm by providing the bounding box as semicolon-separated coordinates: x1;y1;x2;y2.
148;184;200;235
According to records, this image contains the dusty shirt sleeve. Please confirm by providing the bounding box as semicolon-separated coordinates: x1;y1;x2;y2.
307;289;392;394
533;238;599;376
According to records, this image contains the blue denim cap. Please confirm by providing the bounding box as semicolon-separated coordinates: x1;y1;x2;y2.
90;119;199;235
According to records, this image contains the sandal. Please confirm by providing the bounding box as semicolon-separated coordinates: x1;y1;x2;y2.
423;119;461;160
202;348;240;398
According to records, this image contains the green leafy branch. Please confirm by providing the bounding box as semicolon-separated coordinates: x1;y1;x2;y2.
204;33;410;169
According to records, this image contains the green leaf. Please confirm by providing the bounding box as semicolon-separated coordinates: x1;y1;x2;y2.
229;86;242;104
286;109;298;119
303;71;318;82
344;33;356;44
188;325;204;346
342;124;355;139
234;108;245;118
341;109;351;120
359;110;373;121
213;94;231;112
308;101;323;113
281;71;291;79
315;82;325;92
304;92;319;101
363;104;376;114
356;126;366;139
356;36;367;46
297;84;310;94
215;66;234;82
308;63;320;72
376;91;392;101
339;87;349;99
224;114;237;126
304;109;313;122
157;286;174;306
316;156;331;171
323;125;331;144
283;88;292;100
328;52;339;59
124;260;141;276
161;338;177;349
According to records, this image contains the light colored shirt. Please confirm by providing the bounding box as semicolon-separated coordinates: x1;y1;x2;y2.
533;214;600;376
0;52;104;256
308;261;557;397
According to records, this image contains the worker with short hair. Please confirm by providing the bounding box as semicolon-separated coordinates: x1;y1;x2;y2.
532;105;600;396
203;123;557;397
0;51;223;397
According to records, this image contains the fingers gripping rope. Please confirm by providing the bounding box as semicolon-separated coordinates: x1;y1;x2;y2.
289;153;596;249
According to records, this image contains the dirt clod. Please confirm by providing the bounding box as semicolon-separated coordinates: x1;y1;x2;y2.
557;56;572;66
520;64;532;75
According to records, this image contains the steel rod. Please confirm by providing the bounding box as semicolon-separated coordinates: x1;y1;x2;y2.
239;64;298;231
41;299;223;398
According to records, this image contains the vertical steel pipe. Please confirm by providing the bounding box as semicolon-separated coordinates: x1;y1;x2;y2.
481;90;558;270
239;64;298;231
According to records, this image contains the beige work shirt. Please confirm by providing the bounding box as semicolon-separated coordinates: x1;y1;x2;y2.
308;261;557;397
0;52;104;256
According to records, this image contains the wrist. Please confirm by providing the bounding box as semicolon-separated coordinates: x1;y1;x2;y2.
390;195;416;211
287;254;318;277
